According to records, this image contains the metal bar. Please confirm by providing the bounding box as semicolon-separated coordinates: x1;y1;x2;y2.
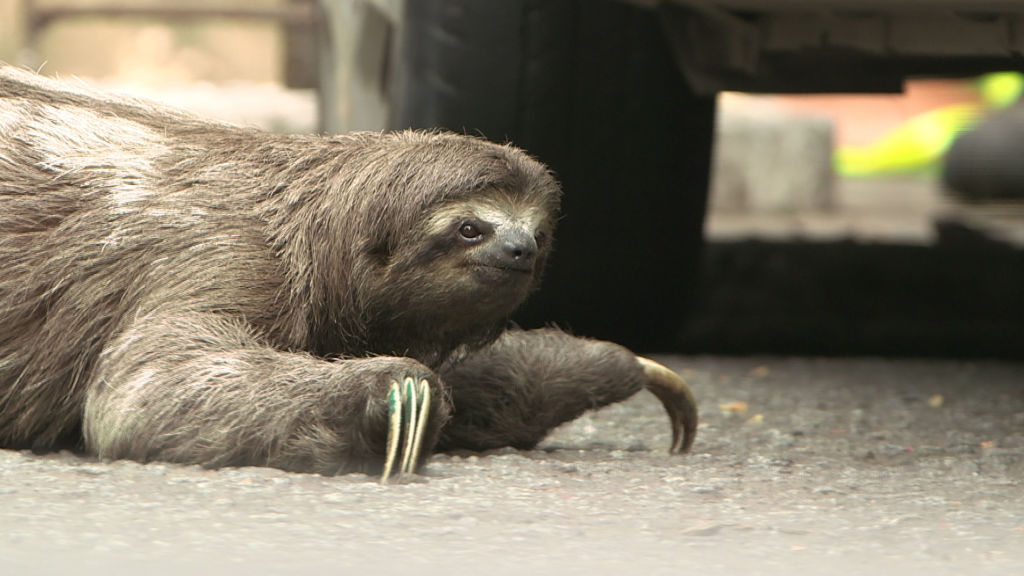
29;2;317;31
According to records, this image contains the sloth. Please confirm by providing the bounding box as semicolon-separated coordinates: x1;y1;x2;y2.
0;65;696;482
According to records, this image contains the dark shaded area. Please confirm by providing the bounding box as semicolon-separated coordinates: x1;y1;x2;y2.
393;0;714;352
679;222;1024;359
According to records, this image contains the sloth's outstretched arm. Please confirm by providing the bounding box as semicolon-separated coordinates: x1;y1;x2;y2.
436;328;697;454
83;309;448;478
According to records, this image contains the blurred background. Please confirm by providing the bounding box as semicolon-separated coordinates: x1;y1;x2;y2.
5;7;1022;573
3;0;1023;358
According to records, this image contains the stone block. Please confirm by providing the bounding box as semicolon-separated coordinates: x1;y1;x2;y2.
711;106;835;213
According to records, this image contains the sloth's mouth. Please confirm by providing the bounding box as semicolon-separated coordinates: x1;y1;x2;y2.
482;263;532;274
470;264;533;283
492;264;532;274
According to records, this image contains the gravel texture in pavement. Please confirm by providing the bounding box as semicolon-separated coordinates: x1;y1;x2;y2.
2;356;1022;575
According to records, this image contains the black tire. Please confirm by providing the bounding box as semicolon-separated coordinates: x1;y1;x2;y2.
942;105;1024;201
392;0;715;351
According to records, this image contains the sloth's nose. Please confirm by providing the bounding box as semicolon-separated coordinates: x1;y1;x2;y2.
504;240;535;261
498;230;537;269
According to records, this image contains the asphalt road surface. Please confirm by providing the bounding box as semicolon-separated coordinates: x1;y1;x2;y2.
2;356;1022;576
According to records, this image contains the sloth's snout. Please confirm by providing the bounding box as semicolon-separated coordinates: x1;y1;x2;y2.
503;240;535;262
486;229;536;272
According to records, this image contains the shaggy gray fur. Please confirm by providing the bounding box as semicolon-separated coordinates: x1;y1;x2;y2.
0;65;649;475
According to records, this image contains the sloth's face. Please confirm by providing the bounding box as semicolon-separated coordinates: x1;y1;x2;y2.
435;191;552;308
377;189;556;333
453;215;544;285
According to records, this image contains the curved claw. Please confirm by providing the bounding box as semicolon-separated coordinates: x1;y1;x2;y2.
636;357;698;454
380;377;432;484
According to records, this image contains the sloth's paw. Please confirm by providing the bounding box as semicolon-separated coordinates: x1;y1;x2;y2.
636;357;699;454
380;376;432;484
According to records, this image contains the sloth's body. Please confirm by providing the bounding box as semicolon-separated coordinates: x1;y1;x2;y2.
0;66;694;477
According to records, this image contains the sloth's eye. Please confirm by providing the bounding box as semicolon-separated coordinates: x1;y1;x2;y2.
458;223;482;240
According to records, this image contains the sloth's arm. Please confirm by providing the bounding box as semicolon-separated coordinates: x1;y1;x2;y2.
83;308;447;479
436;328;697;454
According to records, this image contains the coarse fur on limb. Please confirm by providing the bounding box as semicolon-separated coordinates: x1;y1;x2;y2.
438;327;652;452
0;65;696;477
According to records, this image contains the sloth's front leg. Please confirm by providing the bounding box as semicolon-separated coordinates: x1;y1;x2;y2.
83;308;449;480
436;327;697;454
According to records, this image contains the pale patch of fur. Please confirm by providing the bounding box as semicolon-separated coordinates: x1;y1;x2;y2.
422;196;554;240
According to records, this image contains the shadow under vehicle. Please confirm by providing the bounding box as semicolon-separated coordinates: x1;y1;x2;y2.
316;0;1024;351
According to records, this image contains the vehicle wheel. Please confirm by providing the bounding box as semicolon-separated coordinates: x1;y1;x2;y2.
943;105;1024;201
392;0;715;351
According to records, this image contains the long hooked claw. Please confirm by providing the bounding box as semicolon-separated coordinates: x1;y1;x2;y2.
636;357;698;454
380;377;432;484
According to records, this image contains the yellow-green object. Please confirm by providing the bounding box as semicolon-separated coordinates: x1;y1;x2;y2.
837;103;984;177
836;72;1023;177
978;71;1024;110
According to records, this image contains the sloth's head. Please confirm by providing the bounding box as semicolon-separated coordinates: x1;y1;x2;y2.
318;131;562;362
